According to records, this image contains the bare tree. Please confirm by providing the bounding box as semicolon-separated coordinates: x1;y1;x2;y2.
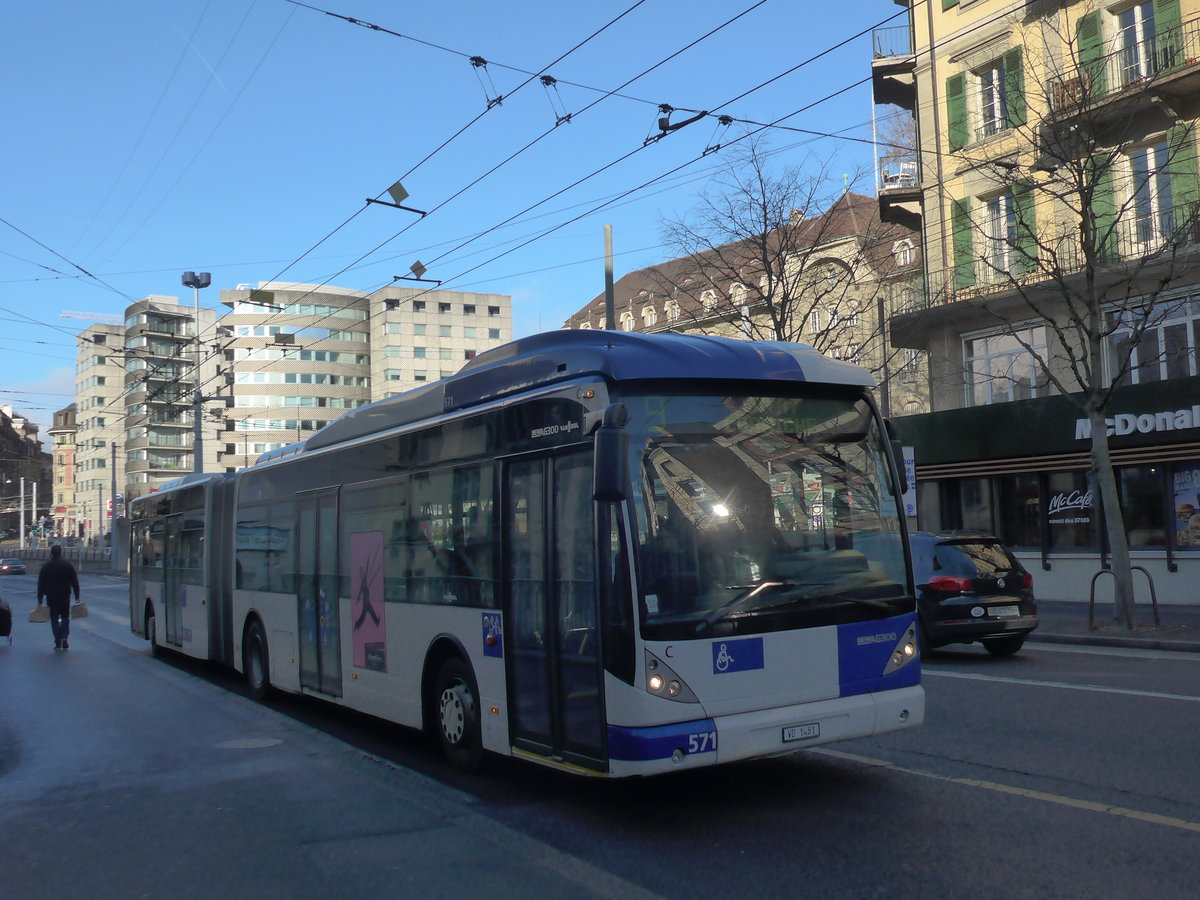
649;137;924;411
938;4;1200;626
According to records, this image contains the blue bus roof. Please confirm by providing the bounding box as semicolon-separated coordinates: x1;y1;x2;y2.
304;330;874;452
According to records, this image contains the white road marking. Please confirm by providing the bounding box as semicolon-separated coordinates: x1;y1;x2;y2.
815;747;1200;834
923;669;1200;703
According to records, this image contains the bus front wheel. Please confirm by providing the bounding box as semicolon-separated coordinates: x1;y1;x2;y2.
434;657;483;773
244;620;271;701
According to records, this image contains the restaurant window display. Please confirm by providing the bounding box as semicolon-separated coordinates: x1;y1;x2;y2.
1046;471;1095;551
1117;466;1166;548
1170;461;1200;549
997;473;1040;549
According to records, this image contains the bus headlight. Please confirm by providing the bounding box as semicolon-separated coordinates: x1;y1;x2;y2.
644;651;699;703
882;621;920;675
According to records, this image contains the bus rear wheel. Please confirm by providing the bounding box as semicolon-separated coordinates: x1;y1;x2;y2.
244;620;271;701
434;657;483;773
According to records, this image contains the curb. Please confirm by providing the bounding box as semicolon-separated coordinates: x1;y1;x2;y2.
1029;632;1200;653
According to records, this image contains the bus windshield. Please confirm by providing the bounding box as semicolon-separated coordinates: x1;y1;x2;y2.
623;388;910;640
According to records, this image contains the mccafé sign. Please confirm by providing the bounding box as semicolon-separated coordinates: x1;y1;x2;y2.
1075;405;1200;440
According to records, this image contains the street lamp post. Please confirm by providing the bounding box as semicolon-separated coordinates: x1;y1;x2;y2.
19;476;24;551
182;271;212;474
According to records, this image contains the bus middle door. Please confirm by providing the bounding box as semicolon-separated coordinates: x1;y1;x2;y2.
163;514;184;645
297;488;342;697
504;449;606;771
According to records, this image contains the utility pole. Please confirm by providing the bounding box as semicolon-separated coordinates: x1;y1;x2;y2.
604;225;615;331
182;272;212;473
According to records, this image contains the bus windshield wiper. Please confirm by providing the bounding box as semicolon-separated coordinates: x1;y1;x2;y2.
698;580;805;631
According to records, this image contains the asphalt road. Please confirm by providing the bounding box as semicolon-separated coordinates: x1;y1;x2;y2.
2;572;1198;899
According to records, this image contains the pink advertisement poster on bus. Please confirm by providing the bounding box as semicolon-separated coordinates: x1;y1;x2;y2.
351;530;387;671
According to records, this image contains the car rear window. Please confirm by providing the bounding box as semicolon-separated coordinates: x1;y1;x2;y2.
933;541;1017;578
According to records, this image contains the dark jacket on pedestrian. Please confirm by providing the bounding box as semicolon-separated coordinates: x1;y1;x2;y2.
38;547;80;609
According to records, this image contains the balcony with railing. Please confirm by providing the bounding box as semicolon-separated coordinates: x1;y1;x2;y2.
871;24;915;110
877;152;921;229
1048;16;1200;120
942;201;1200;304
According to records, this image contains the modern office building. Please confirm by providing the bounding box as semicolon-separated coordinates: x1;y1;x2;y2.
371;284;513;397
70;282;514;491
872;0;1200;602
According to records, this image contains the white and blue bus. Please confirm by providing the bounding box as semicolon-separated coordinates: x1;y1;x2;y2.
130;330;922;777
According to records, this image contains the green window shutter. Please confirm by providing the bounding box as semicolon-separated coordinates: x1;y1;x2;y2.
1155;0;1183;71
1012;180;1038;274
1090;163;1117;263
1077;11;1107;99
1169;123;1199;211
942;0;959;10
946;73;968;151
952;198;976;290
1004;46;1026;129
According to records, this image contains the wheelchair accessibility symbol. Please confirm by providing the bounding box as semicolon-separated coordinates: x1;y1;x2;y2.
711;636;764;674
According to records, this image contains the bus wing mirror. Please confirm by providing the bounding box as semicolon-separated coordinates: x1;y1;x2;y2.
593;403;629;502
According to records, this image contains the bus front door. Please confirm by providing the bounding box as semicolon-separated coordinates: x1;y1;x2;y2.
504;451;606;770
297;488;342;697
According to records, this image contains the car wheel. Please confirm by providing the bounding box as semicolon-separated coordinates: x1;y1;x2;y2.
982;634;1027;657
433;656;484;773
244;620;271;701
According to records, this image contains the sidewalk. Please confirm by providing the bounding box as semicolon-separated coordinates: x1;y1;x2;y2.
1031;599;1200;652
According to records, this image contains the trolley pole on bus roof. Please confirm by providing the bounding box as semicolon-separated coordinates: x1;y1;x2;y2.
604;225;616;331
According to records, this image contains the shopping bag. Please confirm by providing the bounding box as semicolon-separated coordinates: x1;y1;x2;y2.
71;602;89;620
29;605;50;623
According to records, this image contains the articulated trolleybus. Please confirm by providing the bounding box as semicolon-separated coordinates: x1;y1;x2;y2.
130;330;922;777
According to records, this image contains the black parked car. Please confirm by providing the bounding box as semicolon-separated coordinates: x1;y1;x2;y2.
909;531;1038;657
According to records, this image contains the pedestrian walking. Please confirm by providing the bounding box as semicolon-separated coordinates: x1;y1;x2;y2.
37;544;80;651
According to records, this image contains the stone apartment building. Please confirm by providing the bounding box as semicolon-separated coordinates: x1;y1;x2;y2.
563;191;928;419
872;0;1200;601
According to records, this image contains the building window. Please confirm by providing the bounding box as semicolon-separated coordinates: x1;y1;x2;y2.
439;348;453;360
488;328;501;340
666;300;680;323
701;290;716;312
620;311;635;331
464;349;476;360
643;306;657;328
1110;294;1200;385
413;323;427;335
844;301;861;327
413;347;427;359
810;309;822;332
438;302;451;313
463;304;475;315
488;306;501;316
1116;1;1157;86
892;239;915;267
464;326;477;338
982;191;1015;279
1128;139;1175;248
976;61;1009;139
964;325;1049;406
413;301;426;312
439;325;452;338
414;372;427;382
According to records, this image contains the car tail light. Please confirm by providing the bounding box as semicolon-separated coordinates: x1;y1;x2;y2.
928;575;973;593
1022;572;1033;590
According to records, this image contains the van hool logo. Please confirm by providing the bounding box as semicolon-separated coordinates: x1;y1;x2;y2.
1075;406;1200;440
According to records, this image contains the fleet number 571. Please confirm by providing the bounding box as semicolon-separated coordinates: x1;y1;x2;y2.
688;730;717;754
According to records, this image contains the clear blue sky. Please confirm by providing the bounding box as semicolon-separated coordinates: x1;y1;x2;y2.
1;0;901;439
